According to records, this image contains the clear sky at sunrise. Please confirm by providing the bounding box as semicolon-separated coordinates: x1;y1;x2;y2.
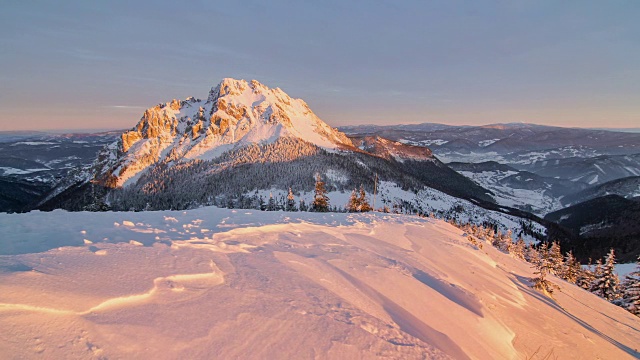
0;0;638;131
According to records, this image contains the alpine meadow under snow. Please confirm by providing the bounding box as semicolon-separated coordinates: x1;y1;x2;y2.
1;208;639;359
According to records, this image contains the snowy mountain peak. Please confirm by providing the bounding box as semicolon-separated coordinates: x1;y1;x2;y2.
208;77;248;101
93;78;354;187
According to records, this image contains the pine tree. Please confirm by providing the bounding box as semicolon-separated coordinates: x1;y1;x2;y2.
286;188;297;211
491;231;502;250
299;199;308;212
346;189;359;212
491;230;511;252
267;193;276;211
590;249;621;301
549;242;564;276
511;237;526;260
486;227;495;243
619;256;640;316
358;185;372;212
576;259;595;290
562;251;580;284
504;230;513;252
312;174;330;212
525;243;540;264
531;242;558;295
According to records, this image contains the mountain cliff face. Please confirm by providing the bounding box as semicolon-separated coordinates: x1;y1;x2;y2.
92;78;353;188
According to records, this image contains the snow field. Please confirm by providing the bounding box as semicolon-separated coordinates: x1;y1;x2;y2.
0;207;638;359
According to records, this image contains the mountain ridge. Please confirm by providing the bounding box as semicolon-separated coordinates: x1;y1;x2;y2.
93;78;353;189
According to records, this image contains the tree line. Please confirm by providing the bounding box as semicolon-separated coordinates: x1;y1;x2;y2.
452;219;640;317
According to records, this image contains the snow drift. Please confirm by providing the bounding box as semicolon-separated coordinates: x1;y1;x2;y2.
1;208;638;359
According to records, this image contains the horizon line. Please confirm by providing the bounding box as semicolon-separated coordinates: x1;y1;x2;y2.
2;122;640;134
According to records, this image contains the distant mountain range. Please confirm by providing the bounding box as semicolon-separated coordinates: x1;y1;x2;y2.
561;176;640;206
589;127;640;133
341;122;640;210
0;131;120;212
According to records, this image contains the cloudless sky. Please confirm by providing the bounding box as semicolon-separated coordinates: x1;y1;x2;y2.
1;0;639;131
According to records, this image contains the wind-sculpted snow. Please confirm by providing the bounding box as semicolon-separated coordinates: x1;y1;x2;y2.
1;207;639;359
0;261;223;315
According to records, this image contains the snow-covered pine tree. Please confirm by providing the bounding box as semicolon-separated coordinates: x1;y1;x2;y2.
492;230;511;252
472;225;483;240
312;174;330;212
549;242;564;276
267;193;276;211
299;199;308;212
576;267;595;290
277;194;286;211
588;259;604;289
618;256;640;316
525;243;540;264
346;189;359;212
491;231;502;250
286;188;297;211
590;249;621;301
504;230;513;252
531;242;558;295
358;185;372;212
486;227;495;243
511;237;526;260
562;251;580;284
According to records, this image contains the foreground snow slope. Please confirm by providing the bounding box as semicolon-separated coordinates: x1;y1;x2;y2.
1;208;639;359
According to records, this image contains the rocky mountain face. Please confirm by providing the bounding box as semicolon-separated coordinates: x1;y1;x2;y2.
89;78;353;189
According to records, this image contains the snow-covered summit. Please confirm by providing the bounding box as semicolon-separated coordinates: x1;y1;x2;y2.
96;78;354;187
